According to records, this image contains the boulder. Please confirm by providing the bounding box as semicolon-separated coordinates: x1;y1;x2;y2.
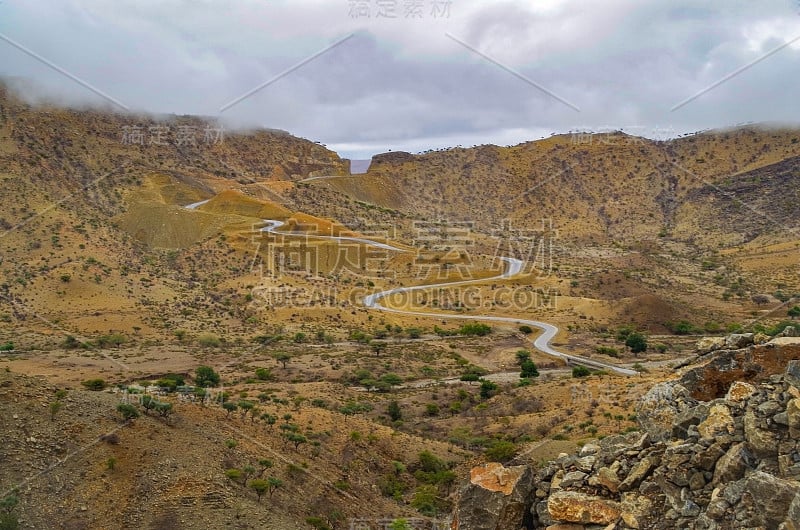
619;457;654;492
697;403;734;439
725;381;756;402
741;470;800;528
713;443;755;484
620;493;652;529
788;361;800;390
594;466;620;493
547;491;621;525
560;471;587;489
636;382;695;442
696;336;726;354
725;333;754;349
788;398;800;439
744;409;777;458
672;404;710;439
452;463;533;530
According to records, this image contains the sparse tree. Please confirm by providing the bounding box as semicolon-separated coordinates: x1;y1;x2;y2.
275;353;291;369
387;400;402;422
267;477;283;497
116;403;139;421
222;401;238;417
520;359;539;378
249;479;269;501
195;365;220;387
371;341;387;356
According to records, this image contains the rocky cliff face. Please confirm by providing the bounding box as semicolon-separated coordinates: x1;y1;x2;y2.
452;335;800;529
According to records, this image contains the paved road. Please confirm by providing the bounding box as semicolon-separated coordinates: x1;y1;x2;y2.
260;219;636;376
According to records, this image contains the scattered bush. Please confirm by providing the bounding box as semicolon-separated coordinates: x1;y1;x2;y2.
572;365;591;378
81;379;107;391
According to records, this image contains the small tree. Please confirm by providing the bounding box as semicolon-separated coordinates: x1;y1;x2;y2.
261;413;277;429
222;402;238;417
116;403;140;421
479;379;498;400
387;400;402;422
195;365;220;387
267;477;283;497
238;400;255;419
625;332;648;354
249;479;269;501
572;365;591;378
520;359;539;378
515;350;531;365
258;459;273;476
286;433;307;451
371;341;387;356
381;373;403;388
275;353;291;369
789;306;800;319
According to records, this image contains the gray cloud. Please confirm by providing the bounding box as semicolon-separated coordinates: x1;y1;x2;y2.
0;0;798;158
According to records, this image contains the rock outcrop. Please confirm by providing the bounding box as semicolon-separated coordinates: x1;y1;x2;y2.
452;463;534;530
452;339;800;529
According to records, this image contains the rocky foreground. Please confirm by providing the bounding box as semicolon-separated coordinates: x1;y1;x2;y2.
452;332;800;529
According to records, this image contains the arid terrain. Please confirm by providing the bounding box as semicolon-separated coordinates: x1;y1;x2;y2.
1;79;799;529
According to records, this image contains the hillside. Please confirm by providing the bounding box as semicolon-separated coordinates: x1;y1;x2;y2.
1;79;800;529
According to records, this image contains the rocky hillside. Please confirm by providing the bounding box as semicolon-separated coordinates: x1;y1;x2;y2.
325;129;800;247
452;332;800;529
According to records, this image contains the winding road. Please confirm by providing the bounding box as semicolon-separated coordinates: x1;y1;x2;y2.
255;218;636;376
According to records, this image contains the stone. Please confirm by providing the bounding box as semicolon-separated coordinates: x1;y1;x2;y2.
681;499;701;517
777;326;799;337
697;404;734;440
725;333;754;349
725;381;757;402
580;443;600;456
620;493;652;529
453;463;534;530
788;491;800;528
753;332;771;344
544;525;585;530
689;471;706;491
696;337;726;354
693;443;726;471
575;456;596;473
787;361;800;389
547;491;621;525
636;382;695;442
788;398;800;439
560;471;588;489
619;457;654;492
775;412;789;426
757;400;782;416
595;467;620;493
713;443;755;484
672;404;710;439
744;409;778;457
741;470;800;528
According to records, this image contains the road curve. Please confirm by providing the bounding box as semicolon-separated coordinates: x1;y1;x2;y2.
258;219;636;376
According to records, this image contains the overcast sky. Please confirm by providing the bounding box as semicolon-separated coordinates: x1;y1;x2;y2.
1;0;799;159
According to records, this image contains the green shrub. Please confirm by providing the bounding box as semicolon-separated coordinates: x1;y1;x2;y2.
81;379;107;391
116;403;140;420
484;440;517;462
458;323;491;336
572;366;591;378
